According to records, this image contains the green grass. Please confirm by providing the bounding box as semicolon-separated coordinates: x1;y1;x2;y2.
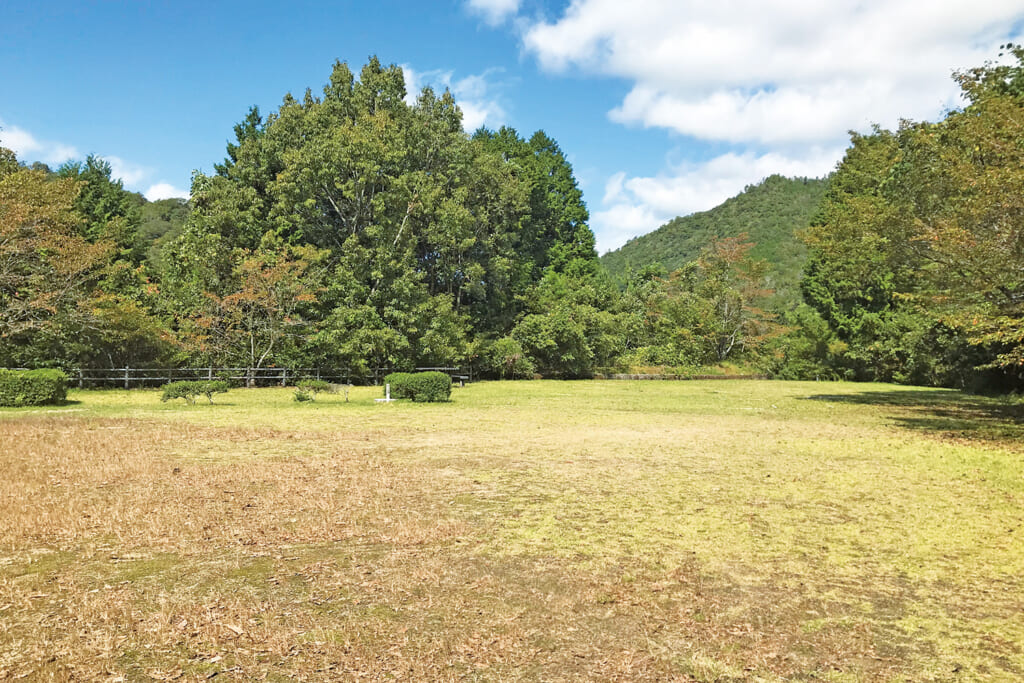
2;380;1022;680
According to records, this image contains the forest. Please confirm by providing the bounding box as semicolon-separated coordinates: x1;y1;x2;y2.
2;50;1023;391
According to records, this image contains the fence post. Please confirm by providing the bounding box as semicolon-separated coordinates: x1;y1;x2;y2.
281;368;287;387
247;367;253;388
208;366;213;381
124;367;130;390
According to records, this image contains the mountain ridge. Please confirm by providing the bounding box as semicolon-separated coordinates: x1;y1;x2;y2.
600;174;828;306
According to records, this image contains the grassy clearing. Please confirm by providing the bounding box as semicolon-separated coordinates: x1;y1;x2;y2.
1;380;1022;681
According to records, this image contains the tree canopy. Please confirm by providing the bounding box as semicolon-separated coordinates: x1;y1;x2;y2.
161;57;601;373
801;45;1024;389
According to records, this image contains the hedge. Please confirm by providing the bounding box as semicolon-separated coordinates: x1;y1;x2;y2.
384;372;415;399
384;371;452;402
0;369;67;407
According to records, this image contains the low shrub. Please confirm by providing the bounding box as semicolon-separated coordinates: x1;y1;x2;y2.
384;371;451;403
161;380;229;405
0;369;67;407
384;372;415;399
408;371;452;402
293;378;334;403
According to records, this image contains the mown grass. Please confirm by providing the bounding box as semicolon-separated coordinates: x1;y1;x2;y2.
1;380;1022;681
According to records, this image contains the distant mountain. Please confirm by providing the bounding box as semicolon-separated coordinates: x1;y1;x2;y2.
600;174;828;307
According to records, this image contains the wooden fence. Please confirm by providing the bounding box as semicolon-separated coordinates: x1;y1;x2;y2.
67;366;471;389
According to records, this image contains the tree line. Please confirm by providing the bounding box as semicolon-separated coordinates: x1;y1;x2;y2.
1;52;1021;390
789;45;1024;391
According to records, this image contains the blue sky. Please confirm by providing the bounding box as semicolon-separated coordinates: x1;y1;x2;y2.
2;1;1023;253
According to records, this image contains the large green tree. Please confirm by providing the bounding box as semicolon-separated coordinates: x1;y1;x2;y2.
802;46;1024;389
166;57;600;373
0;148;111;366
619;237;780;369
57;155;141;252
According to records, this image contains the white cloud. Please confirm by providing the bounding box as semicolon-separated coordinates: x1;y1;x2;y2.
592;147;842;253
522;0;1023;145
0;121;79;165
102;155;151;187
513;0;1024;251
144;183;189;201
465;0;520;26
402;65;507;131
402;66;424;107
591;200;666;256
1;120;188;200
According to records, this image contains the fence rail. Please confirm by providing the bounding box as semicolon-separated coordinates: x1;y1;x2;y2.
64;366;472;389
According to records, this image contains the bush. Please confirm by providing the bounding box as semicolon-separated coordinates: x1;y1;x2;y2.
485;336;535;379
0;369;67;407
290;376;333;403
383;371;451;402
293;378;334;402
407;371;452;402
161;380;229;404
384;372;415;399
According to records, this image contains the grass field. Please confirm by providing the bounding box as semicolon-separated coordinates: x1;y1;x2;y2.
1;380;1022;681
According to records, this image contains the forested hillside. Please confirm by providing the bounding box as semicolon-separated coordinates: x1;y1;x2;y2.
601;175;827;306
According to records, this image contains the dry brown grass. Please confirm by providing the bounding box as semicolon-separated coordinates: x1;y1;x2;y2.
0;418;461;553
1;381;1023;681
0;415;685;681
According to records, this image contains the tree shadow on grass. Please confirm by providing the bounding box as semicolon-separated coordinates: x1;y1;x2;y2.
804;389;1024;447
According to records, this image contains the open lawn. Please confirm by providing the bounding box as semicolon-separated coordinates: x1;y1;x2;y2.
1;380;1023;681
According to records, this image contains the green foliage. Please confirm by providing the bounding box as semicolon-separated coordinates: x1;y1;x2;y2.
802;48;1024;390
406;371;452;402
509;270;623;378
162;58;599;375
1;60;606;378
57;155;141;250
296;378;332;394
384;372;415;399
384;371;451;402
176;232;327;368
764;305;849;380
618;237;782;369
0;369;67;407
293;378;333;402
0;147;174;371
0;151;114;367
484;336;535;379
474;128;597;278
602;175;827;308
160;380;229;405
136;197;188;264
